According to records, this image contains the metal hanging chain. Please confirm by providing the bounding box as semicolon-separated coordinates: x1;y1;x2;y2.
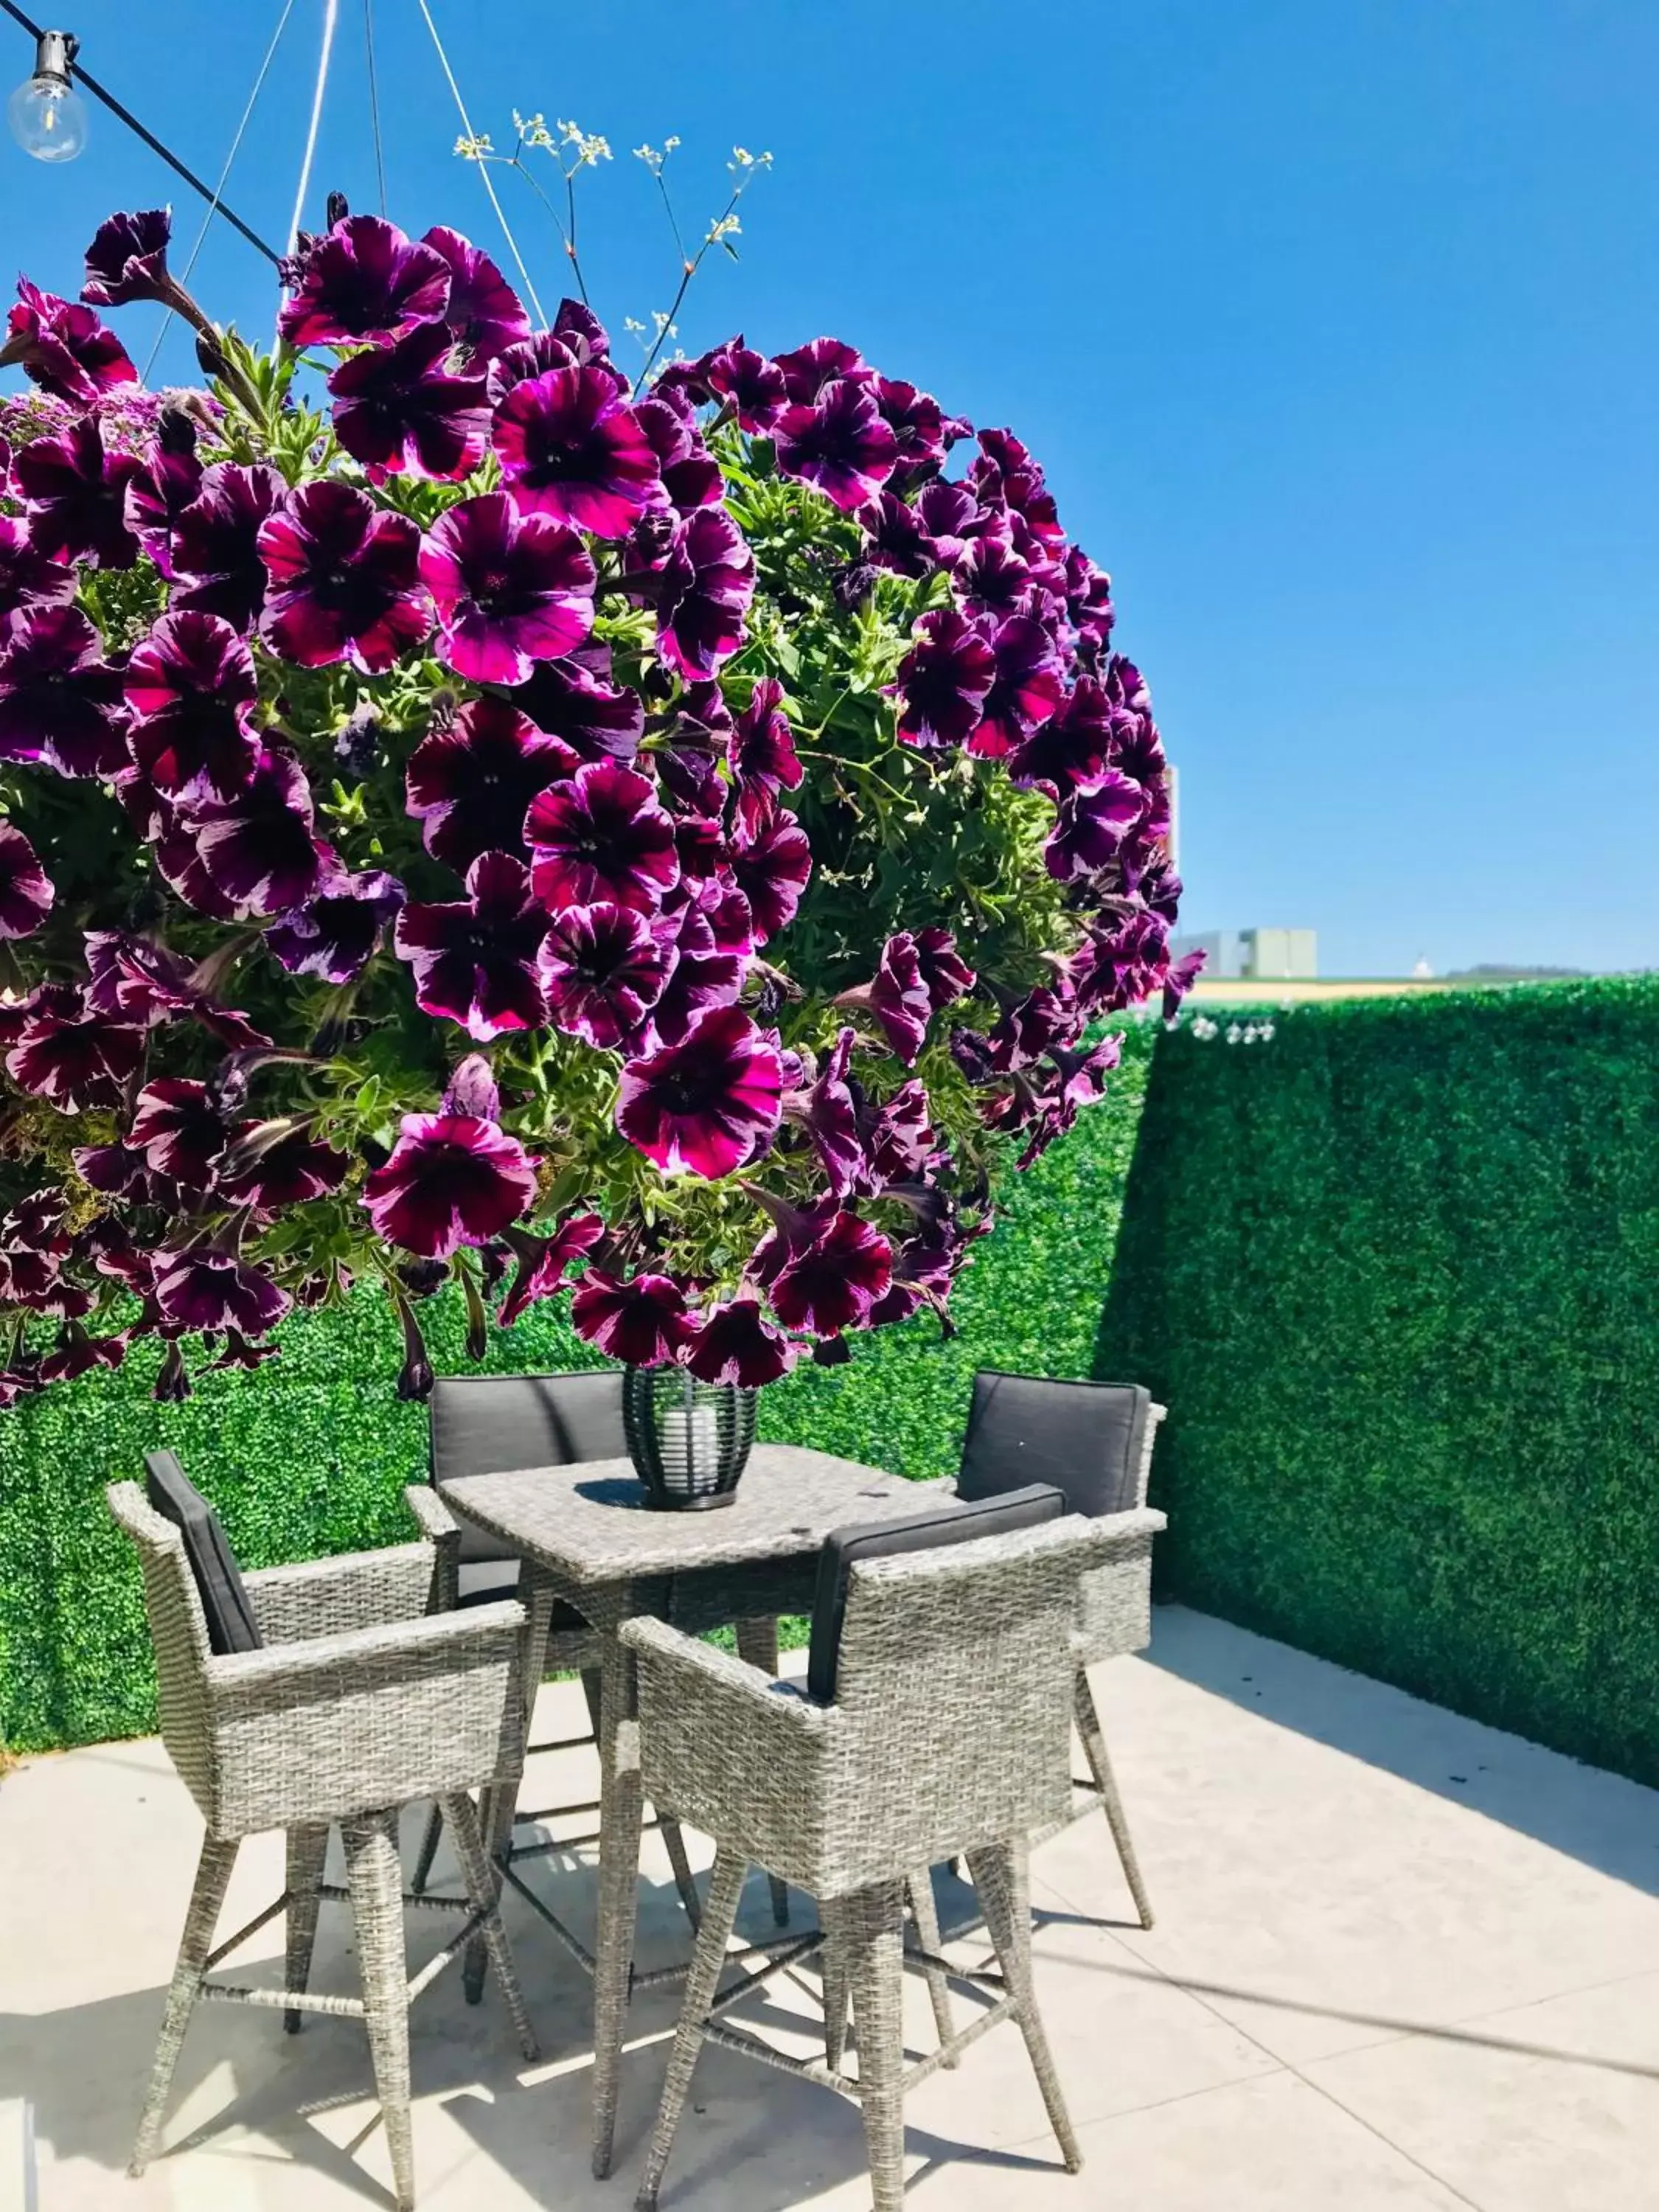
283;0;341;261
414;0;546;325
362;0;386;215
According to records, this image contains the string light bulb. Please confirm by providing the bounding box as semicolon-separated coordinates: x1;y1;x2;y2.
8;29;87;162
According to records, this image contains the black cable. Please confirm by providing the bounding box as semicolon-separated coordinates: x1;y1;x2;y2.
0;0;284;267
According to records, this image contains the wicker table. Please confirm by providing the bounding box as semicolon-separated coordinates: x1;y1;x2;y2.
437;1442;946;2179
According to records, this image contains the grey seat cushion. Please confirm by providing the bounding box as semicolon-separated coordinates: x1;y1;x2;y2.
143;1450;262;1656
806;1483;1065;1705
956;1371;1152;1520
429;1371;627;1565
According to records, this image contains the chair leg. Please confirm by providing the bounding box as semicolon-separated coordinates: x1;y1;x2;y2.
444;1792;540;2063
283;1823;330;2034
967;1838;1081;2174
661;1814;703;1933
733;1619;791;1928
634;1848;748;2212
409;1801;445;1897
906;1866;957;2065
342;1809;416;2212
130;1832;240;2176
1075;1666;1155;1930
841;1880;910;2212
821;1931;851;2076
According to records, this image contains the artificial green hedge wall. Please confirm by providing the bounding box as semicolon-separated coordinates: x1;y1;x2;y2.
0;1026;1155;1753
1099;975;1659;1786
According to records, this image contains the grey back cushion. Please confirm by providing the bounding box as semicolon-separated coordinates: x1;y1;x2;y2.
428;1371;627;1565
807;1483;1066;1705
143;1450;262;1656
956;1371;1152;1520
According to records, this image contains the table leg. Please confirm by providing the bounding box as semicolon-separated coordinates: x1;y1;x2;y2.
590;1615;646;2179
465;1566;554;2004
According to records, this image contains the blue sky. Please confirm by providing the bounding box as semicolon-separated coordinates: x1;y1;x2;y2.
1;0;1654;975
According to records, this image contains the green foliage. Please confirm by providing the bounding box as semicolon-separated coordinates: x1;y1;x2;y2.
1098;976;1659;1785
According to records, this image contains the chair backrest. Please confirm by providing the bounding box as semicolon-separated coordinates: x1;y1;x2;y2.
428;1371;627;1564
956;1371;1164;1518
144;1450;262;1655
106;1481;220;1820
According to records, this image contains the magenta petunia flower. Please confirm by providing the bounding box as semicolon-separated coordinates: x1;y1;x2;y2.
74;1138;173;1211
266;867;406;981
394;849;550;1040
1006;675;1117;796
128;1077;231;1188
914;478;995;568
914;926;976;1011
493;366;660;537
512;650;644;764
653;505;756;678
122;407;204;577
645;900;747;1047
873;377;947;474
485;328;579;406
684;1295;799;1385
955;532;1035;622
406;696;576;872
1;279;136;406
893;608;996;750
970;427;1064;549
774;378;899;512
218;1121;349;1209
498;1209;605;1326
181;748;330;918
279;215;451;346
728;677;803;832
421;224;531;362
773;337;866;403
154;1250;291;1335
0;515;74;625
124;611;259;800
80;206;175;308
635;394;723;514
1045;772;1148;881
5;992;145;1113
258;480;430;674
420;491;595;684
616;1004;782;1179
1064;546;1116;651
700;336;787;431
570;1267;695;1367
328;321;490;480
363;1106;538;1259
967;614;1066;759
538;900;671;1049
784;1026;866;1197
863;1078;942;1186
0;821;52;939
13;416;141;569
729;801;811;944
838;931;933;1065
0;605;128;778
170;462;285;633
526;759;679;913
975;981;1082;1074
765;1208;893;1337
82;928;268;1048
1068;907;1169;1015
858;490;933;578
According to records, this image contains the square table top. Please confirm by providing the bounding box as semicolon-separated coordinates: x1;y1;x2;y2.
437;1443;942;1588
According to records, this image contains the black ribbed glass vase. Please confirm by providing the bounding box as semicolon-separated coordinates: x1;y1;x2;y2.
621;1367;758;1510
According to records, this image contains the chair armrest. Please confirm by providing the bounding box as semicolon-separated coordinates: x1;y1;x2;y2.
243;1542;435;1644
403;1483;460;1611
622;1615;832;1737
1075;1506;1164;1658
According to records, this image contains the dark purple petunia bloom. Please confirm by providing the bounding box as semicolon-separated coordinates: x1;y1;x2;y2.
0;279;136;405
858;490;933;577
774;378;898;513
538;901;671;1049
74;1138;173;1209
1163;947;1206;1020
5;992;145;1113
38;1321;129;1385
493;366;660;538
1007;675;1117;796
784;1026;866;1197
155;1249;291;1335
570;1269;695;1367
0;821;52;938
700;335;787;431
363;1105;538;1259
976;981;1082;1074
838;931;933;1065
170;462;285;632
258;480;430;674
182;748;330;918
208;1330;282;1373
14;416;141;569
406;696;576;872
635;394;723;514
83;928;268;1048
124;611;259;800
1068;907;1169;1015
266;866;406;981
764;1208;893;1338
279;215;451;346
0;515;75;625
955;531;1035;622
1045;773;1148;882
128;1077;230;1188
967;615;1066;758
0;605;128;777
420;491;595;684
914;926;975;1011
498;1209;605;1326
80;206;175;307
616;1003;782;1179
645;900;747;1048
328;321;490;481
728;677;802;832
684;1295;799;1385
512;650;644;763
484;328;578;406
872;377;946;474
970;426;1064;549
218;1121;349;1209
394;849;550;1040
654;506;756;678
526;759;679;914
123;407;204;577
422;224;531;361
893;608;996;750
914;479;996;568
1064;546;1116;651
728;801;811;944
773;337;866;403
863;1079;941;1186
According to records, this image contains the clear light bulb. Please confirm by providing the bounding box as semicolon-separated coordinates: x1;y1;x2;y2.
8;33;87;164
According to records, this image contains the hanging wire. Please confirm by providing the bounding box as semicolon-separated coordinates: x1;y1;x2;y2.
414;0;546;325
276;0;342;343
142;0;299;380
362;0;386;215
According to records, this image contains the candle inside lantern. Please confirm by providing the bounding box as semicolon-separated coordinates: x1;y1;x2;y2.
658;1404;720;1492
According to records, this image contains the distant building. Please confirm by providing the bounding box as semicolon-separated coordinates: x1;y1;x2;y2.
1172;928;1318;981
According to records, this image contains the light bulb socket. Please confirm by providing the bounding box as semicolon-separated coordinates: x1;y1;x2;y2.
29;29;78;89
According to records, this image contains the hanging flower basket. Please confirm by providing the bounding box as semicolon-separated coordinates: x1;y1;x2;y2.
621;1365;757;1510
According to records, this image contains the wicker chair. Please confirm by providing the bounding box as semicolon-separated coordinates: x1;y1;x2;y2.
626;1500;1157;2212
108;1475;538;2212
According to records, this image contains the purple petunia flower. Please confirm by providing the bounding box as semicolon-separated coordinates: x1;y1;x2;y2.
784;1026;866;1197
422;225;531;362
1064;546;1116;652
635;394;723;514
914;926;976;1011
6;992;145;1113
1006;675;1117;796
728;677;803;832
526;759;679;914
13;416;141;569
493;366;661;538
838;931;933;1065
128;1077;231;1188
858;490;933;578
684;1295;799;1385
82;928;268;1048
420;491;595;684
122;406;204;577
1068;908;1169;1015
0;821;52;939
0;279;136;406
170;462;285;632
328;321;490;481
279;215;451;346
154;1249;291;1335
497;1209;605;1326
728;801;811;944
363;1105;538;1259
1045;773;1148;882
863;1079;942;1186
394;849;550;1040
976;981;1082;1074
700;336;787;431
967;615;1066;759
970;426;1064;549
218;1121;349;1209
654;506;756;678
893;608;996;750
406;696;577;873
645;899;748;1047
124;611;260;800
80;206;175;308
772;337;866;403
872;376;946;475
258;480;430;674
181;748;330;918
538;901;671;1049
571;1268;695;1367
484;329;578;405
511;650;644;764
0;605;128;777
616;1003;782;1179
955;532;1035;622
774;378;899;512
0;514;74;625
266;866;406;981
763;1208;893;1338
